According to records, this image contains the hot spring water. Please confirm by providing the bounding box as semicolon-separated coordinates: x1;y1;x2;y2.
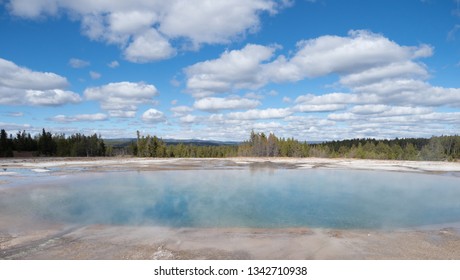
1;169;460;229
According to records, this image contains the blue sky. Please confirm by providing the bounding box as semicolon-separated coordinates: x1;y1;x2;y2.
1;0;459;141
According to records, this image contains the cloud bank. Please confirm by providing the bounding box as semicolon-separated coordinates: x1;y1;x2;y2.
174;30;460;140
7;0;282;62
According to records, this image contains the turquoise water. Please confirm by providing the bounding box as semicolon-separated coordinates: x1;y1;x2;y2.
1;169;460;229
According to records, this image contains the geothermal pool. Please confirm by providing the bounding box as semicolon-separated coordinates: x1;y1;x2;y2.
1;169;460;229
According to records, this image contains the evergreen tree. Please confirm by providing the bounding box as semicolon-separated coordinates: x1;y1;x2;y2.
0;129;14;157
38;129;57;156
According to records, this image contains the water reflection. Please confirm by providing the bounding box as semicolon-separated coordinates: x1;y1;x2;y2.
1;169;460;229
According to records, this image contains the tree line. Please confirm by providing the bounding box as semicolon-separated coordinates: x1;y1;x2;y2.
1;128;459;161
309;136;460;161
0;129;106;157
133;131;238;158
133;130;460;161
237;131;309;157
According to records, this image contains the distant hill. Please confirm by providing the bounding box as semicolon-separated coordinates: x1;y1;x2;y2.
103;138;240;148
163;139;241;146
103;138;136;148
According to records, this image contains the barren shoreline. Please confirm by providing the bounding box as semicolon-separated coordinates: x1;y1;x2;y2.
2;156;460;174
1;157;460;260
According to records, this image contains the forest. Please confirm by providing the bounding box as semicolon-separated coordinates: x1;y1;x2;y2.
135;130;460;161
1;128;459;161
0;129;106;157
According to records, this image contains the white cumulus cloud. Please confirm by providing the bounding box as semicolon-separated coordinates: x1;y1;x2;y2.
51;113;108;123
1;57;68;89
227;108;291;120
141;108;165;123
185;44;276;97
179;114;198;124
84;81;158;117
349;105;432;116
292;104;346;112
0;57;81;106
194;97;261;112
170;105;193;116
24;89;81;106
271;30;432;79
159;0;276;46
124;29;176;63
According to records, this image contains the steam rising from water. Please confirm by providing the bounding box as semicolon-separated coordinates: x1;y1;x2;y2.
1;169;460;229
